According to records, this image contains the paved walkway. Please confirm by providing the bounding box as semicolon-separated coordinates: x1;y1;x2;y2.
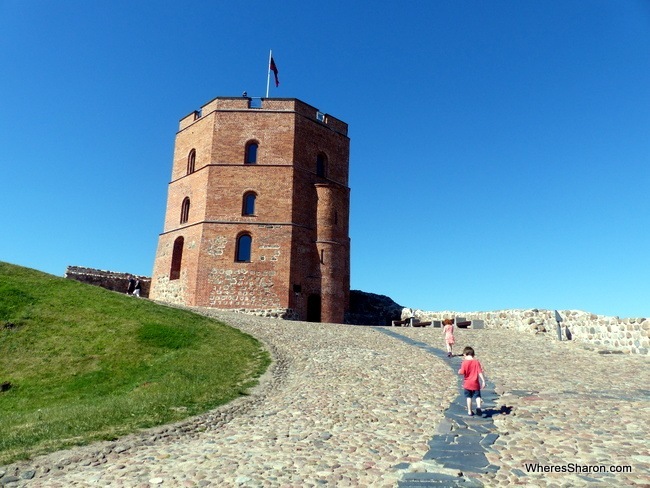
2;311;649;487
376;327;500;487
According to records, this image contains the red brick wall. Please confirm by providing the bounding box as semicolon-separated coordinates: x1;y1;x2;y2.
151;98;350;323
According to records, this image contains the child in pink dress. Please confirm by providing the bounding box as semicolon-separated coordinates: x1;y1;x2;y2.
442;318;455;357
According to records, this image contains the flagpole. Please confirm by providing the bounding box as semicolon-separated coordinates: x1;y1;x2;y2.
265;50;272;98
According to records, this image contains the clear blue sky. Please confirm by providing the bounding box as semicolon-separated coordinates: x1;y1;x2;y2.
1;1;649;318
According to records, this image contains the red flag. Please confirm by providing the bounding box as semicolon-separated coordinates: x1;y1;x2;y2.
270;56;279;87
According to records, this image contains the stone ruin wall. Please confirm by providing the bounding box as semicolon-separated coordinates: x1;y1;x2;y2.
404;308;649;355
65;266;151;298
151;271;298;320
193;306;299;321
55;273;650;355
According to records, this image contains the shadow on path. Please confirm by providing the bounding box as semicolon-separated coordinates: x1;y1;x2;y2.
374;328;508;487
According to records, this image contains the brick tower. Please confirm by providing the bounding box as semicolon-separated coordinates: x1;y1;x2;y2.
150;97;350;323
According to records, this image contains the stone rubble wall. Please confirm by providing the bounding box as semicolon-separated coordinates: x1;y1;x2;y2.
402;307;649;355
166;302;299;321
57;270;650;355
215;308;300;321
65;266;151;298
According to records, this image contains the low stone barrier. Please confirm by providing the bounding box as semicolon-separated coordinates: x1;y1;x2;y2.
403;308;649;355
65;266;151;298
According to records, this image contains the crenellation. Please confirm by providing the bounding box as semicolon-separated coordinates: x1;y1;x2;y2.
178;97;347;137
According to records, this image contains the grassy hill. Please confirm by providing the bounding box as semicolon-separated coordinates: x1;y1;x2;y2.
0;262;270;465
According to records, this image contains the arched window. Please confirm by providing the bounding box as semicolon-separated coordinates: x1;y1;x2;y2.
245;141;258;164
180;197;190;224
316;152;327;177
187;149;196;174
170;236;184;280
242;192;257;216
235;233;252;262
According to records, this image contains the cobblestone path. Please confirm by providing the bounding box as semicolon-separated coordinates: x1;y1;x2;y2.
2;311;648;487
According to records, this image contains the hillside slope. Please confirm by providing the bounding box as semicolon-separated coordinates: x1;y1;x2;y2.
0;262;270;464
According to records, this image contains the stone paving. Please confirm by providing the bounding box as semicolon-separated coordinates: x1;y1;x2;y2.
376;328;500;487
1;311;649;487
394;326;650;487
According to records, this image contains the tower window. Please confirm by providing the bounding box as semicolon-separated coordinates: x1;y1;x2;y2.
242;192;257;216
170;236;184;280
187;149;196;174
317;153;327;177
236;233;252;262
245;141;258;164
180;197;190;224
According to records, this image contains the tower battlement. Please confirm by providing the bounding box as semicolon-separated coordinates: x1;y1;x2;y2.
179;97;348;136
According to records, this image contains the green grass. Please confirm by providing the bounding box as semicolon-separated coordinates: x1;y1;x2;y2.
0;262;271;465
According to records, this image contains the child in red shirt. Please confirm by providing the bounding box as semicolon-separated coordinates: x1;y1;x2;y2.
458;346;486;416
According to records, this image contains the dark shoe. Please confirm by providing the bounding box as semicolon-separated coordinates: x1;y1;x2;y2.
447;352;451;357
476;408;482;416
468;411;474;416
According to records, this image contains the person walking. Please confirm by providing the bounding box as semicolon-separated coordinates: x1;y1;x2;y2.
126;275;136;295
458;346;486;416
133;278;142;298
442;318;455;357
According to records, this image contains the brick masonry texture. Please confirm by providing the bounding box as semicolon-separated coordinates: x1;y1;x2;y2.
151;98;351;323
